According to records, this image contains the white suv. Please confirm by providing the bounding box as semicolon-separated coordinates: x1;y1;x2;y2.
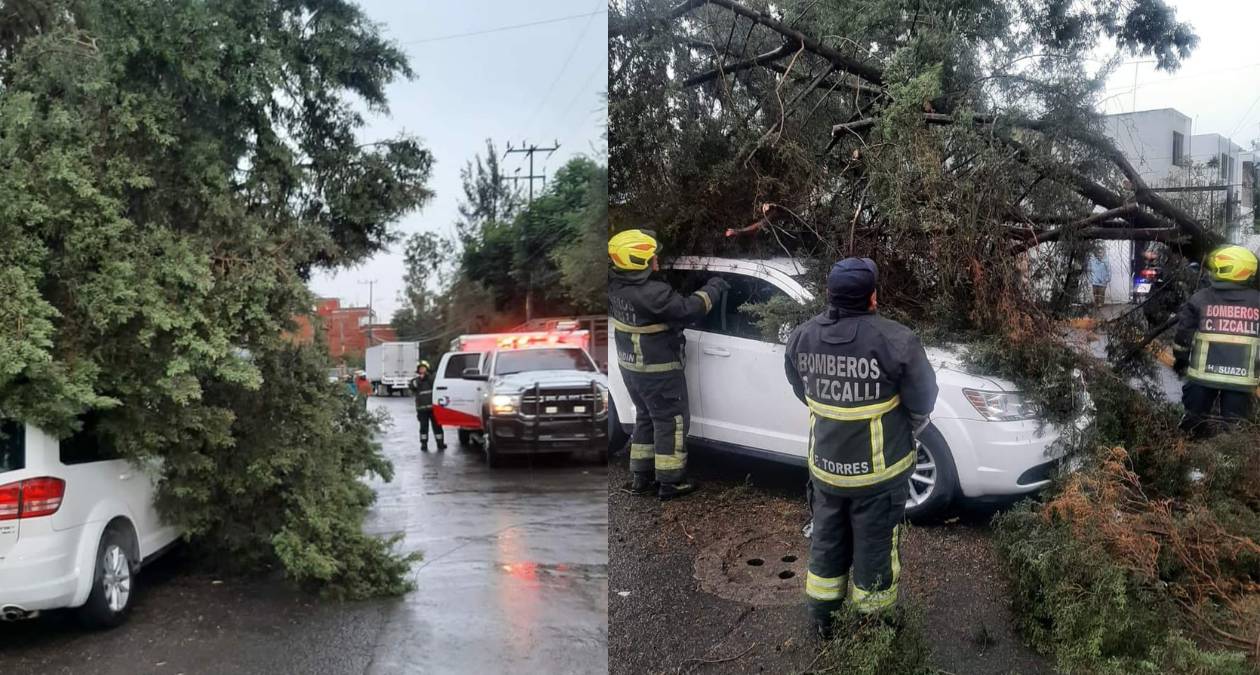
1;418;180;627
608;257;1086;518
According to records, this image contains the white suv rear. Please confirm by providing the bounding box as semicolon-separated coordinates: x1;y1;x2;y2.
0;418;180;627
608;257;1089;518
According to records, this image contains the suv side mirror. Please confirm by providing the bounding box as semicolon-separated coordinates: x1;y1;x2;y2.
462;368;488;381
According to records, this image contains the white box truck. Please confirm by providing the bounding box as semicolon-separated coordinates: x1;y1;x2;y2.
365;342;419;396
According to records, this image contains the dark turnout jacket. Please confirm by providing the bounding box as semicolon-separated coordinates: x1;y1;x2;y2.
409;372;437;409
785;308;939;496
1173;281;1260;392
608;269;726;374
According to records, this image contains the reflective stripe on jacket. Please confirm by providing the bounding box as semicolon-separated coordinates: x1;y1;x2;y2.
785;308;939;496
1173;281;1260;391
608;269;723;373
410;373;436;408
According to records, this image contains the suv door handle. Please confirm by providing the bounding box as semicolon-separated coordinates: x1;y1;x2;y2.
702;347;731;357
435;386;448;390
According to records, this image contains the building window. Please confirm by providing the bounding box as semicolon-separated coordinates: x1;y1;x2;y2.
1220;153;1230;181
1172;131;1184;166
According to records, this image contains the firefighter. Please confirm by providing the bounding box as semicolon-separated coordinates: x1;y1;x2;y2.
1172;245;1260;438
608;228;728;500
783;257;939;638
409;361;446;451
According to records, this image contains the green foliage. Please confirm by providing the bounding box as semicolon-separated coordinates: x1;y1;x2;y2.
395;149;609;352
813;605;934;675
0;0;431;596
994;502;1252;675
553;164;610;313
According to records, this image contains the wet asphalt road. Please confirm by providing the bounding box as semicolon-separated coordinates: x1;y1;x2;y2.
0;396;608;674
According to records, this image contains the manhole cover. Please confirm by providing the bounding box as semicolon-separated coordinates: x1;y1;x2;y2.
693;532;808;606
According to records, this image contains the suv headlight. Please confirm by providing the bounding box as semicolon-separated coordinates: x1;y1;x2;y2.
598;385;609;412
962;389;1040;422
491;394;521;416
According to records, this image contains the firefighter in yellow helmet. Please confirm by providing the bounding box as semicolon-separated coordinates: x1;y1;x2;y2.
409;360;444;451
608;229;728;500
1172;245;1260;437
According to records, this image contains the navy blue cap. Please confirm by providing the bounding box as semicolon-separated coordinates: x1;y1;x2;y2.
827;257;878;309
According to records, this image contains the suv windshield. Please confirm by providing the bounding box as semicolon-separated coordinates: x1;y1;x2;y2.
1;421;24;473
494;348;595;376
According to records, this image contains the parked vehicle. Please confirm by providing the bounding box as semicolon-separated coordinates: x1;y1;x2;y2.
365;342;420;396
607;257;1091;519
1;418;180;627
433;330;593;447
464;342;608;467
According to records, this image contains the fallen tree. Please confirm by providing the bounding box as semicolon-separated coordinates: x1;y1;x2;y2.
0;0;432;596
613;0;1258;670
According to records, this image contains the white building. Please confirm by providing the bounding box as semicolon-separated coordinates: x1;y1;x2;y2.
1097;109;1259;302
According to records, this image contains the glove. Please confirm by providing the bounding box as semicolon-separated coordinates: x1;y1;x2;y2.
707;276;731;295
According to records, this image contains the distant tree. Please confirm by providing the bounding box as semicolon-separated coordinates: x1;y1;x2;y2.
554;164;610;313
455;139;522;245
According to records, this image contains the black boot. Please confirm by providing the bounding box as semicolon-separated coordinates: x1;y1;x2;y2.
420;437;429;452
436;437;447;451
810;605;838;641
620;473;658;495
659;480;700;501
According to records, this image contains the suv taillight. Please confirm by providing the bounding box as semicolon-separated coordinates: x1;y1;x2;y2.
0;477;66;520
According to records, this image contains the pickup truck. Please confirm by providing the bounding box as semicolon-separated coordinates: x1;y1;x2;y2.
465;344;609;467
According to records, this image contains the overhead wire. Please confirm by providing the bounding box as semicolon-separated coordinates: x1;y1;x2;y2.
402;9;606;45
519;1;603;138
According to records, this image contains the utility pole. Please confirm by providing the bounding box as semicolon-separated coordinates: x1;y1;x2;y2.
504;140;560;322
504;139;560;205
358;279;377;348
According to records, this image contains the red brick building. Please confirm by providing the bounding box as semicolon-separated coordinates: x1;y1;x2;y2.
291;298;398;362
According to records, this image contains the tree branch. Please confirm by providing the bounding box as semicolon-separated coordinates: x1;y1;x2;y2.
684;41;796;87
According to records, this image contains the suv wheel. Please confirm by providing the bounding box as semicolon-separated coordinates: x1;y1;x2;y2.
905;424;959;522
608;398;629;452
77;525;135;629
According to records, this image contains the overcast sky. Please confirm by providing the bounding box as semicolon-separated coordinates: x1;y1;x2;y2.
309;1;608;320
1097;0;1260;145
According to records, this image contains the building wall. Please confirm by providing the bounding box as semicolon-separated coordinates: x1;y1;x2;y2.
286;298;393;361
1103;108;1191;188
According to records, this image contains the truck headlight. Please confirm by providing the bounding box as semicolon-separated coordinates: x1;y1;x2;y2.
491;394;520;416
599;386;609;412
962;389;1040;422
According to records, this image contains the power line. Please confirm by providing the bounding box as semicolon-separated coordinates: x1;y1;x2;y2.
1228;91;1260;139
520;3;601;136
402;9;606;45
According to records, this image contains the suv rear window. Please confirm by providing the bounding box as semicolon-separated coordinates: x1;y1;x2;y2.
0;421;23;472
444;353;482;378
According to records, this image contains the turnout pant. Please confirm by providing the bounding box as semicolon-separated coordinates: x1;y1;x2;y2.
806;480;908;618
416;406;445;448
1180;383;1253;438
623;369;690;484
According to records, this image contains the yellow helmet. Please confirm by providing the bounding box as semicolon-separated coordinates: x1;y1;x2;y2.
608;229;659;271
1207;245;1258;283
